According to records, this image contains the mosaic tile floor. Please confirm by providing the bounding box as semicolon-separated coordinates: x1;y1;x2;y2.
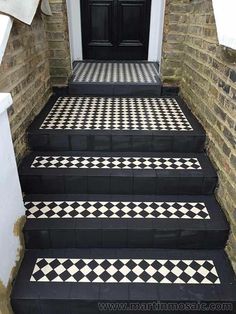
25;200;210;219
72;62;159;84
40;97;193;131
30;156;202;170
31;257;220;284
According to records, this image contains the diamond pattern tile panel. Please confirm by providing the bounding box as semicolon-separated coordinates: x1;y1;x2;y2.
31;156;202;170
30;258;220;284
40;97;193;131
25;201;210;220
72;62;159;83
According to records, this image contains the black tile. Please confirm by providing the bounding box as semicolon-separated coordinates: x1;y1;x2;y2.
92;135;111;151
40;300;69;314
153;230;180;248
41;175;64;193
128;229;153;248
133;176;156;194
152;136;173;152
131;136;152;152
70;301;100;314
129;284;158;300
110;176;133;194
65;176;88;194
71;135;88;151
50;229;76;248
76;223;102;248
100;284;129;301
11;299;41;314
49;135;70;150
178;230;206;249
29;134;49;150
112;136;132;152
24;230;51;249
20;175;41;194
87;176;110;194
102;229;127;248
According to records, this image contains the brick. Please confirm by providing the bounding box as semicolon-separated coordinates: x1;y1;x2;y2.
162;0;236;270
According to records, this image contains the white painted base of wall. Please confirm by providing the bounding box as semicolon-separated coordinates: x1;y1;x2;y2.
0;94;25;286
67;0;165;64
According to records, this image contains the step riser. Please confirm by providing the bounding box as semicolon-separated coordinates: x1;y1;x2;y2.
28;133;205;153
11;299;235;314
24;228;228;250
69;83;162;97
20;175;217;195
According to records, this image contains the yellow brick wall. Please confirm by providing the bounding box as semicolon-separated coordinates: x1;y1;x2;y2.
162;0;236;271
45;0;72;86
0;12;52;162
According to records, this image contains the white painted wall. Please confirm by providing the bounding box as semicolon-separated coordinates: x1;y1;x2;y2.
0;14;13;64
212;0;236;50
148;0;166;63
66;0;83;62
0;94;25;286
67;0;165;63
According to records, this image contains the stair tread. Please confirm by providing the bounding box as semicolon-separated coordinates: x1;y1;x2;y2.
24;194;228;230
71;61;160;84
20;152;216;175
29;96;204;135
11;249;236;303
68;62;162;96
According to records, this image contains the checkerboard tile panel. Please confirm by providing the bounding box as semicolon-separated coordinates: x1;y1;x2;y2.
72;62;159;83
30;258;220;284
25;201;210;219
40;97;193;131
30;156;202;170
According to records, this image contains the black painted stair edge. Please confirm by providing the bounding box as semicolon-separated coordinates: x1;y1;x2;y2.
23;194;229;249
27;95;205;153
11;249;236;314
19;152;218;195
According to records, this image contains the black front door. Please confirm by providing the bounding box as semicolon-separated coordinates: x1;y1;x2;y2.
81;0;152;60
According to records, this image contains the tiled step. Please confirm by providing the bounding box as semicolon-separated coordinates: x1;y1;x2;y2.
11;249;236;314
28;96;205;153
69;61;161;96
19;152;217;195
24;194;229;249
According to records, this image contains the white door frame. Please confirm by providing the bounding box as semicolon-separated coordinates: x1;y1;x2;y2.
66;0;166;64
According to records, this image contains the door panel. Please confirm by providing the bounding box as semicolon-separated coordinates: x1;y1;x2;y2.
81;0;151;60
118;1;145;46
89;1;114;46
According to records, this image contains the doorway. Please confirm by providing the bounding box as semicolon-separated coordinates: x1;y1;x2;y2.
80;0;151;60
67;0;165;63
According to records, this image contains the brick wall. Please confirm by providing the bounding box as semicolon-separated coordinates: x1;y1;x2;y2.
45;0;72;86
162;0;236;271
0;12;51;162
161;0;189;83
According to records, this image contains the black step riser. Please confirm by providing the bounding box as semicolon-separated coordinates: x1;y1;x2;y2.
24;228;228;250
20;175;217;195
11;299;236;314
28;133;205;153
69;83;162;97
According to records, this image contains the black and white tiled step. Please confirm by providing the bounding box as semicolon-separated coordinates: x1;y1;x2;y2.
69;61;161;96
11;249;236;314
19;152;217;195
24;194;229;249
28;96;205;152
